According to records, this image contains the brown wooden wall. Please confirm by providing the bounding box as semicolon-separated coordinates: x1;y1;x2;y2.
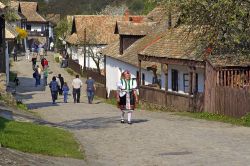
206;86;250;117
95;86;107;99
139;86;203;111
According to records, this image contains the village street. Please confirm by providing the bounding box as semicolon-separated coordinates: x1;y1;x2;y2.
11;54;250;166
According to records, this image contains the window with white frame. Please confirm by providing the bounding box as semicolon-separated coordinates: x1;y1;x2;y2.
183;73;189;93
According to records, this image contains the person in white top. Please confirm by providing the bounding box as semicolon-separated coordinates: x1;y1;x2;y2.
116;70;138;125
72;75;83;103
36;65;42;85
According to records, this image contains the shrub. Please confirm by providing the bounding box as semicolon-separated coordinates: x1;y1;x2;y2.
55;57;59;63
66;68;74;75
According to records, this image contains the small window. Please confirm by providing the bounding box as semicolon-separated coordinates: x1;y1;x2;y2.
183;73;189;93
195;73;198;93
172;69;178;92
26;24;31;30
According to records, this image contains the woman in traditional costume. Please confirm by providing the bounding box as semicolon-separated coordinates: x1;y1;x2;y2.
116;70;138;124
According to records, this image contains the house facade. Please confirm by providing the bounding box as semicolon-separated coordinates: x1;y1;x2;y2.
102;14;165;97
19;1;48;48
138;27;205;111
101;7;180;97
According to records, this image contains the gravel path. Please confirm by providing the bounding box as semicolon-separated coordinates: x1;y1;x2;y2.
11;53;250;166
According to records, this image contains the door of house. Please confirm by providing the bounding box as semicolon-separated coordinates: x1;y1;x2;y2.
172;69;178;91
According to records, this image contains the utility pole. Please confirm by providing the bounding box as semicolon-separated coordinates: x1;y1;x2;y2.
83;28;86;71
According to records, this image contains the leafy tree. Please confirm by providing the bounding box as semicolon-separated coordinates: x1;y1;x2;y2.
97;4;127;15
153;0;250;55
54;17;72;49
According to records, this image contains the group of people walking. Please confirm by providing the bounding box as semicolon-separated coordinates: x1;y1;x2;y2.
48;74;96;105
29;47;137;124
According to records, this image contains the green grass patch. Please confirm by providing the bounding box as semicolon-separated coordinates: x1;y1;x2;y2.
66;68;75;76
176;112;250;127
16;101;28;111
0;117;84;159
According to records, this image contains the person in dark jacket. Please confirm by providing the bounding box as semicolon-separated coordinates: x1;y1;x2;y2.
49;76;59;104
57;74;64;95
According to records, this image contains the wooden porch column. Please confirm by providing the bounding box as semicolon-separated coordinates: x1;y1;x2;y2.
138;59;142;87
189;68;193;95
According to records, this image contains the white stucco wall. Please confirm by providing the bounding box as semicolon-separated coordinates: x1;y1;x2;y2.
106;57;156;97
167;64;205;94
31;24;45;32
49;24;53;38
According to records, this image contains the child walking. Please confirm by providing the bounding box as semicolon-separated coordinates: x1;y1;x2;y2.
62;82;69;103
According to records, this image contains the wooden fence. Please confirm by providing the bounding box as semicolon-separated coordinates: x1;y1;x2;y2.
139;86;204;112
68;59;82;75
205;86;250;117
95;86;107;99
67;58;105;84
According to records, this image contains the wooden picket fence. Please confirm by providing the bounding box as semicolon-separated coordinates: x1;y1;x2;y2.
205;86;250;117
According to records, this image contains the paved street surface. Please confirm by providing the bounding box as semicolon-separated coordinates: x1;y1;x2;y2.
10;53;250;166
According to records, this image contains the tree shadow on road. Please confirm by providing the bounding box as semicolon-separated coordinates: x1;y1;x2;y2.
36;117;149;130
15;77;45;93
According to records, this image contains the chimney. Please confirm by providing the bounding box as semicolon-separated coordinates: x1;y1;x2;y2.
124;9;130;21
130;16;143;23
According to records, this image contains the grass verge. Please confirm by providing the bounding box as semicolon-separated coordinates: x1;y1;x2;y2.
9;71;17;82
0;117;84;159
175;112;250;127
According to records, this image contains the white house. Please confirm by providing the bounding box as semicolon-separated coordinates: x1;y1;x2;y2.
66;15;125;70
101;7;177;97
19;2;48;47
101;19;161;97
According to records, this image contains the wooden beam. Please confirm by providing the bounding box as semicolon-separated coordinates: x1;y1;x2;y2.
189;70;192;95
138;59;142;87
192;69;196;94
138;54;205;68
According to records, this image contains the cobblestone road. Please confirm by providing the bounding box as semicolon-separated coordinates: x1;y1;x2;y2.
11;53;250;166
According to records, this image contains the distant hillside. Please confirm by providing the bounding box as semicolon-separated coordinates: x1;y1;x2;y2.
21;0;156;16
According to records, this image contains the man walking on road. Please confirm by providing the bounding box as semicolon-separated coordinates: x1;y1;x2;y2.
72;75;82;103
86;77;96;104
